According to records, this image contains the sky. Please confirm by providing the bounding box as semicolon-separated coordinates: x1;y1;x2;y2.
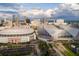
0;3;79;20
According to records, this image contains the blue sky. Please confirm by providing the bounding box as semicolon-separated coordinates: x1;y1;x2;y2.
0;3;79;20
0;3;59;15
0;3;59;10
20;3;59;9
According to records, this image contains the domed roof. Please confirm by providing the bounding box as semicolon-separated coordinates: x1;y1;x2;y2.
0;27;34;36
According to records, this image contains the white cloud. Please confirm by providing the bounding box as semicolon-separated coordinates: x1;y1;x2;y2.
0;8;17;12
0;3;79;20
0;13;13;18
53;3;79;20
71;4;79;10
18;8;55;18
45;9;55;17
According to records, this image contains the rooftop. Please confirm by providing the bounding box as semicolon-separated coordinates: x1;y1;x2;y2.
0;27;34;35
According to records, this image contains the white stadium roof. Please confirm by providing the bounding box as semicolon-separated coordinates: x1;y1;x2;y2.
0;27;34;35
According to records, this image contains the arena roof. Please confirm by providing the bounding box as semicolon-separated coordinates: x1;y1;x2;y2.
0;27;34;35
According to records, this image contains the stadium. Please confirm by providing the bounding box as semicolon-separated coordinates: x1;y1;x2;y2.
0;26;36;43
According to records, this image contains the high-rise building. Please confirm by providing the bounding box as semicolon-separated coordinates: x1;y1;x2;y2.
12;15;16;22
15;16;19;26
12;15;20;27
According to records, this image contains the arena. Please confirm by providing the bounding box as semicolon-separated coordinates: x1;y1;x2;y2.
0;27;36;43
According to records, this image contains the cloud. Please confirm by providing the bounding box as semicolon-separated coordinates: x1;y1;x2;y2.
0;3;19;18
18;8;55;18
53;3;79;20
19;3;79;20
45;9;55;17
0;13;13;19
0;3;19;14
0;3;79;20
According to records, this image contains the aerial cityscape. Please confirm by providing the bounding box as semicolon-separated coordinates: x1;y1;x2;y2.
0;3;79;56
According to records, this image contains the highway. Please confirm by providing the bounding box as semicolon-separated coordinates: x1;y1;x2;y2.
38;37;64;56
